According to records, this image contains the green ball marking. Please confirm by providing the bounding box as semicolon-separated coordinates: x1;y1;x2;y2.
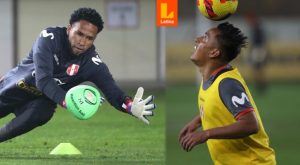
84;89;97;105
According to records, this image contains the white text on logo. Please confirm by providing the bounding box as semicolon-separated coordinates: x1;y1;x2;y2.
232;92;249;107
92;54;102;65
40;30;54;39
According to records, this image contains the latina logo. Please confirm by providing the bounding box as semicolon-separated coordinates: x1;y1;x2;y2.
66;64;80;76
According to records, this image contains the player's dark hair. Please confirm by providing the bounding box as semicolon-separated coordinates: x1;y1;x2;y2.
69;7;104;33
216;22;247;62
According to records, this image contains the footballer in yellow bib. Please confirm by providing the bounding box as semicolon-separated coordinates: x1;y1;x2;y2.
179;22;276;165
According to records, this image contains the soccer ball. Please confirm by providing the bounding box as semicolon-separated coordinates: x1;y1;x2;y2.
197;0;238;21
65;85;102;120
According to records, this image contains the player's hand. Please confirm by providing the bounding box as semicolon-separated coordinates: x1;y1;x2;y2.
129;87;156;124
61;100;67;109
180;131;209;152
179;117;202;142
179;123;197;142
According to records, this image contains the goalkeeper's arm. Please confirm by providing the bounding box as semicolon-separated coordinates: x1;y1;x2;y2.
87;61;156;124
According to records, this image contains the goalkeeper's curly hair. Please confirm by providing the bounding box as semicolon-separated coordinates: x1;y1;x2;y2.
217;22;247;62
69;7;104;33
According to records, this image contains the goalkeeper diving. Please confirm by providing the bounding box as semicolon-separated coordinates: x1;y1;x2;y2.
0;7;155;143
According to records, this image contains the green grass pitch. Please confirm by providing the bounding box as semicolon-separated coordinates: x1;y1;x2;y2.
1;84;299;164
166;83;300;165
0;90;165;165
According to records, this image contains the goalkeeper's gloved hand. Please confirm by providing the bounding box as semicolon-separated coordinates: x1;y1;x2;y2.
124;87;156;124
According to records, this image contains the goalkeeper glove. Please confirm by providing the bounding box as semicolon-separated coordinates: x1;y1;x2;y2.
123;87;156;124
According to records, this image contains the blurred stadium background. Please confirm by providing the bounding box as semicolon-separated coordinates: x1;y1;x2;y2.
166;0;300;165
0;0;165;88
0;0;164;164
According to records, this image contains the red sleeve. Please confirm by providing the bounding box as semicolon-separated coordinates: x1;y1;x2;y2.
235;108;254;120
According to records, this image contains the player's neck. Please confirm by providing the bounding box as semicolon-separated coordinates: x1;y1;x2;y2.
201;62;228;81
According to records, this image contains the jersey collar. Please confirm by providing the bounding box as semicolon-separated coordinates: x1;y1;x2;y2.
203;64;233;90
210;64;230;77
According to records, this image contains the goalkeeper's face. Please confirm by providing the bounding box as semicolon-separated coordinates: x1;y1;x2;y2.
67;20;98;56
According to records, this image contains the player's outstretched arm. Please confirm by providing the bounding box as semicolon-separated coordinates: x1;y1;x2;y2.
125;87;156;124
